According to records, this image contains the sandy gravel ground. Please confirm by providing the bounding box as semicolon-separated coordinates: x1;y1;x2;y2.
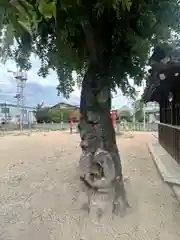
0;131;180;240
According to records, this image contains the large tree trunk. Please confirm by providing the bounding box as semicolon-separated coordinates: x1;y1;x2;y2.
78;63;129;218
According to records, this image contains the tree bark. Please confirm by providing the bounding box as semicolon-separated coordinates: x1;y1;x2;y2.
78;63;129;217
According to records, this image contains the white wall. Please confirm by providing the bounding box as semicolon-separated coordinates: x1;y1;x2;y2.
0;104;36;124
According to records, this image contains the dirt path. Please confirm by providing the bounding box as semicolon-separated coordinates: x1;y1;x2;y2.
0;132;180;240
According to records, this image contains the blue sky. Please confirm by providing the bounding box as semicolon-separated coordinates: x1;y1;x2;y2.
0;55;144;108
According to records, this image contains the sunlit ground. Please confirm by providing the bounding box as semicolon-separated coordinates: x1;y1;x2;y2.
0;131;180;240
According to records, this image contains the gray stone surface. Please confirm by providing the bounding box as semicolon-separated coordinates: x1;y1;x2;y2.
1;132;180;240
148;141;180;201
148;142;180;185
172;185;180;202
152;132;158;139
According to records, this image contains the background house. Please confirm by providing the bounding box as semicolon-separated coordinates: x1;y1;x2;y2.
35;102;80;123
144;102;160;123
116;105;133;122
50;102;80;122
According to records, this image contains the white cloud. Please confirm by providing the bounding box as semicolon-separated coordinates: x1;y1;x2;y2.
27;56;58;86
0;57;80;106
0;56;79;89
0;56;81;90
0;56;146;109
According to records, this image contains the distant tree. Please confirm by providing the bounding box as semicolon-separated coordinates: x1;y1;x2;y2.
119;109;132;122
135;110;144;122
49;108;69;122
35;107;52;123
133;100;144;122
35;105;70;123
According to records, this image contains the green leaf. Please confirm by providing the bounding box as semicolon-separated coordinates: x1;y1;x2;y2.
0;0;180;98
0;24;14;63
38;0;57;20
18;20;32;33
122;0;132;11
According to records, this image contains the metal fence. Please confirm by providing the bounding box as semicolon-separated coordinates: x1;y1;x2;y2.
32;122;71;131
33;122;158;132
116;122;158;132
0;121;158;136
0;121;76;136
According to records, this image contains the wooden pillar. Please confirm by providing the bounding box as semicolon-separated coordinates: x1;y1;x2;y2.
177;90;180;126
176;103;180;126
166;97;170;124
159;89;164;123
173;89;180;126
172;92;176;125
164;98;168;124
159;96;163;123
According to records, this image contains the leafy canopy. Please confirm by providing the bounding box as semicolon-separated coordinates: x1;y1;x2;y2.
35;106;70;123
118;109;132;122
0;0;180;97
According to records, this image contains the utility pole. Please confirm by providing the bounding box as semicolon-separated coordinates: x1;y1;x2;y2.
143;104;146;130
7;69;27;131
2;100;7;132
4;100;7;124
60;109;64;129
142;80;146;130
133;105;136;123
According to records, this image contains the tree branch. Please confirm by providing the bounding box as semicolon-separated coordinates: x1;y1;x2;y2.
82;13;112;64
83;22;98;62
